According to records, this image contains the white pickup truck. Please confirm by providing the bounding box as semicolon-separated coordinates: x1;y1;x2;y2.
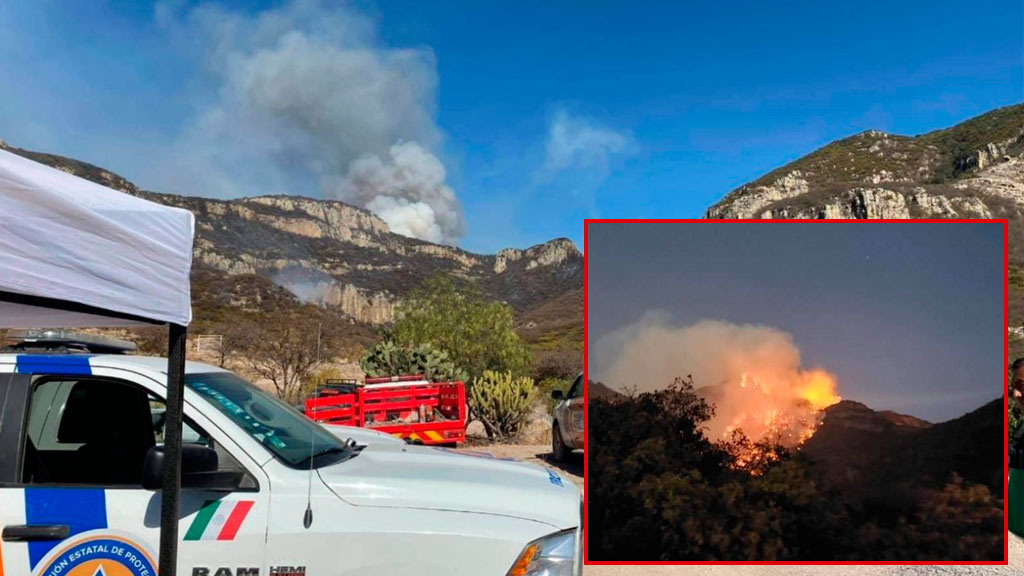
550;374;584;462
0;353;582;576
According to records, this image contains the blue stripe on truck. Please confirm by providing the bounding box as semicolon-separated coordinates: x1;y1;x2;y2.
25;488;107;569
15;355;92;375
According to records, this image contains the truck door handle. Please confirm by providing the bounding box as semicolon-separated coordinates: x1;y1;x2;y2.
2;524;70;541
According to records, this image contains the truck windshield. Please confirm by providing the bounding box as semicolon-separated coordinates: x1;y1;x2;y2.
185;372;353;469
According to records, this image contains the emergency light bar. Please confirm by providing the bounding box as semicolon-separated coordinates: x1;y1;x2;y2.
2;329;138;354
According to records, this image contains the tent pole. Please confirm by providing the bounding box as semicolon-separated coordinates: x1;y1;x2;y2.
159;323;187;576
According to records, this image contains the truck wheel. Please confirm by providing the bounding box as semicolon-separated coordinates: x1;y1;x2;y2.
552;421;568;462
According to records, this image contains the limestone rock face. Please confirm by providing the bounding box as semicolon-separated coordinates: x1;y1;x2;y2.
706;170;810;219
494;238;579;273
165;194;583;324
494;248;523;274
756;187;997;220
853;188;911;219
318;283;397;325
412;244;482;269
958;136;1017;172
955;154;1024;204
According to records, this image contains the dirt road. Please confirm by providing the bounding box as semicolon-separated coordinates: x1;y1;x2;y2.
458;444;1022;575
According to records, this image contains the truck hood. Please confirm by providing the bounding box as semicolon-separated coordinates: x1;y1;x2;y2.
321;423;408;446
317;443;580;529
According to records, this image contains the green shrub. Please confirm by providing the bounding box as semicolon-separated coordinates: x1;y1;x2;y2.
537;376;571;414
469;370;535;440
360;339;468;383
392;276;532;383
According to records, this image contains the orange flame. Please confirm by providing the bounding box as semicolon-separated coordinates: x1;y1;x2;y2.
711;369;841;470
798;369;842;411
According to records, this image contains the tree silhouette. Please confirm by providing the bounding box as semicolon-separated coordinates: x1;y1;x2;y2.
587;375;1003;561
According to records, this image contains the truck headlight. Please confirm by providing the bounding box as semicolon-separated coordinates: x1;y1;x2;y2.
507;529;577;576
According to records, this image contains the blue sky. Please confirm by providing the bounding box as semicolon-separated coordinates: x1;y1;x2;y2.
588;222;1006;422
0;1;1020;253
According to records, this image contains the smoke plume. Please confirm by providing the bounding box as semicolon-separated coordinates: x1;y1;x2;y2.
272;265;336;305
336;142;462;243
158;0;464;244
594;313;841;447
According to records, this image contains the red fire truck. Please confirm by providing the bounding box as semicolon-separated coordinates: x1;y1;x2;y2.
303;374;467;445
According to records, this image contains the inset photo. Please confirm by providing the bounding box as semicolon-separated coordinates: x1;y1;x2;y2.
585;220;1008;563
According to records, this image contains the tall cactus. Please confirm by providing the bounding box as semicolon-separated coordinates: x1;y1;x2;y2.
469;370;535;440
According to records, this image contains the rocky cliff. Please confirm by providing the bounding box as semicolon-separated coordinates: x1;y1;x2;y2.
706;104;1024;220
0;141;584;333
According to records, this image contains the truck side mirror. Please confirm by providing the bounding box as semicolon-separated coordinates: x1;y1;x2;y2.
551;390;564;400
142;445;243;492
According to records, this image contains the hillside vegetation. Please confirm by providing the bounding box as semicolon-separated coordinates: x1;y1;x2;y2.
588;378;1004;561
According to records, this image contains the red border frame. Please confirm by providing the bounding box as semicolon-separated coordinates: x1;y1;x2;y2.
582;218;1011;566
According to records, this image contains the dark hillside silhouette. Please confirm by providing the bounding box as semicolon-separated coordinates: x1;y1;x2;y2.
587;378;1004;561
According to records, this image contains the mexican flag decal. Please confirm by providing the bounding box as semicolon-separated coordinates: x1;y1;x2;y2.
184;500;254;541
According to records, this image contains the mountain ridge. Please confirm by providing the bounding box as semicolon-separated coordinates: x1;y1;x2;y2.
706;103;1024;221
587;380;622;400
0;140;584;358
802;397;1004;495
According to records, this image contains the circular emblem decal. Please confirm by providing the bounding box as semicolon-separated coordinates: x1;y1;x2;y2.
33;530;157;576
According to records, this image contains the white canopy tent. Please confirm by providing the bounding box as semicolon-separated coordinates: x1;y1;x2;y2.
0;148;193;327
0;147;195;576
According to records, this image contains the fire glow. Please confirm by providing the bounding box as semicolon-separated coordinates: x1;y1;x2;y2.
717;369;842;449
596;316;844;465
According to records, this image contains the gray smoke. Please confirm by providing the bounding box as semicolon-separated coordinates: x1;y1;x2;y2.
593;313;803;393
272;265;336;305
592;313;841;445
159;0;464;244
333;141;462;243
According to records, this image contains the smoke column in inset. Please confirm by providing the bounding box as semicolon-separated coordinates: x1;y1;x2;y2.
593;313;841;446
